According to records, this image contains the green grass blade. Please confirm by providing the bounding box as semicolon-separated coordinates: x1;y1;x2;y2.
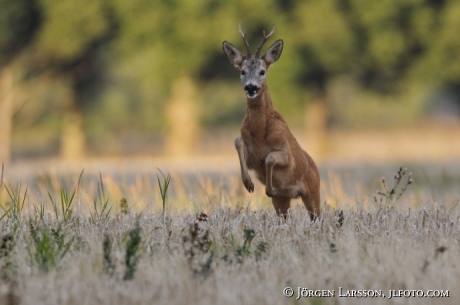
0;207;11;221
48;192;59;221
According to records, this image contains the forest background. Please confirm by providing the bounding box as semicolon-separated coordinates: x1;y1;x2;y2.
1;0;460;164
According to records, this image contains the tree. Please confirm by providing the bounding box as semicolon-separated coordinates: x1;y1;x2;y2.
6;0;459;160
32;0;115;159
111;0;245;156
414;0;460;85
0;0;41;163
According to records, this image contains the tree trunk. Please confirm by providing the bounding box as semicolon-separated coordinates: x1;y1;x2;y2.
60;95;86;160
304;98;328;161
0;64;14;164
165;77;200;158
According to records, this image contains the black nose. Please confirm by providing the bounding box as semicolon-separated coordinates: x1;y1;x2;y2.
244;84;259;95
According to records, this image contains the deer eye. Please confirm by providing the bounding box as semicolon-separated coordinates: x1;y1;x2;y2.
260;70;266;76
241;70;246;76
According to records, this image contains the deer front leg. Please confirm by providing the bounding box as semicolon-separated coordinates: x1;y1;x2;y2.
234;137;254;193
265;151;289;197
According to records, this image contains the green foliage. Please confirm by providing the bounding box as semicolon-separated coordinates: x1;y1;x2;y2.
123;220;142;281
102;234;115;277
182;221;213;279
36;0;111;61
0;233;15;261
33;201;46;221
199;82;246;127
0;183;27;224
90;174;112;222
296;0;354;73
120;197;128;215
229;228;268;264
48;188;75;223
329;242;337;254
254;240;268;262
336;210;344;228
90;198;111;223
157;169;171;216
422;2;460;84
47;170;82;223
233;228;256;262
4;0;460;154
0;0;40;64
28;222;74;273
182;223;268;279
0;231;19;305
0;232;16;280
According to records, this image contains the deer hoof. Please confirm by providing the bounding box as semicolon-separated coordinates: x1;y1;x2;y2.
243;178;254;193
265;188;278;198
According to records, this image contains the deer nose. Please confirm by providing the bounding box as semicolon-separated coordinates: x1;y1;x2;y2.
244;84;259;95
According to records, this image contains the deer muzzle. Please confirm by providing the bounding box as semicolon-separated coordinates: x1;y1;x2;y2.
244;84;259;99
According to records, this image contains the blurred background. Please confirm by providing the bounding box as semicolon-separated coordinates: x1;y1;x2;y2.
1;0;460;167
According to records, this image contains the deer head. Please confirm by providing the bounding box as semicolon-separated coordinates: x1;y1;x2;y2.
223;23;283;99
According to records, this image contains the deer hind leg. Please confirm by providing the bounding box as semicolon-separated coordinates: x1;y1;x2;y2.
234;137;254;193
265;151;289;198
272;196;291;218
301;193;321;221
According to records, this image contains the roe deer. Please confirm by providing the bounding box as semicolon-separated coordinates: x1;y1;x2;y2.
222;23;321;220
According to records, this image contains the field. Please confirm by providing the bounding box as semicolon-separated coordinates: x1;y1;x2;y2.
1;159;459;305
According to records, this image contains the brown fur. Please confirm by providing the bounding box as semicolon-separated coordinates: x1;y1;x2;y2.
224;25;320;220
235;83;321;220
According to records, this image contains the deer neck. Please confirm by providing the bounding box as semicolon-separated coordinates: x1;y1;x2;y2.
246;82;273;110
245;83;274;139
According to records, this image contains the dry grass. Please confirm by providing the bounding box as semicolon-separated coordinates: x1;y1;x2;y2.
0;162;459;305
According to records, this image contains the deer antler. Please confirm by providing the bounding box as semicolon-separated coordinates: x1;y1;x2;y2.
239;22;252;57
255;25;275;58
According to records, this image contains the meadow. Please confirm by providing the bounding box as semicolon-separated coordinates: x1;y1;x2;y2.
0;159;459;305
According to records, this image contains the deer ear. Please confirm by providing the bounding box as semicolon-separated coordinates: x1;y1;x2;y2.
223;41;245;68
263;39;283;66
